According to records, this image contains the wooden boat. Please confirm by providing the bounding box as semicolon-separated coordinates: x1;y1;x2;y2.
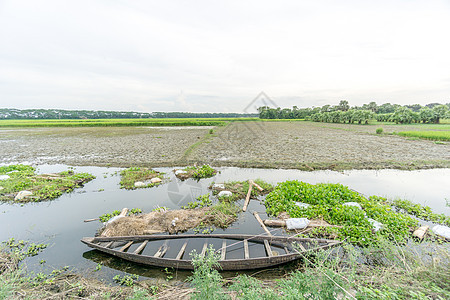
81;234;341;270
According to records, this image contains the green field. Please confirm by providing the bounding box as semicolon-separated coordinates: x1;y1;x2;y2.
397;130;450;141
0;118;260;127
1;117;449;128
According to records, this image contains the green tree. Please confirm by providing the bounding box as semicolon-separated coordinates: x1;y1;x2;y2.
337;100;350;111
432;104;449;124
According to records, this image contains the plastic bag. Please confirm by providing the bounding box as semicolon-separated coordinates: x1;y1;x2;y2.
286;218;309;230
105;215;124;226
367;218;383;232
295;202;310;209
218;191;232;197
432;225;450;239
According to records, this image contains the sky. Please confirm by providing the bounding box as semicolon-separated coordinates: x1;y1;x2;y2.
1;0;450;113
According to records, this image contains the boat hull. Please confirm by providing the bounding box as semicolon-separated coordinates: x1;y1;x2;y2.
81;234;340;271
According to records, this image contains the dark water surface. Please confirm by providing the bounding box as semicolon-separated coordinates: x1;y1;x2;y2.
1;165;449;282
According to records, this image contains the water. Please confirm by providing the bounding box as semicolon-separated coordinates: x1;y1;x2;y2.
1;165;449;281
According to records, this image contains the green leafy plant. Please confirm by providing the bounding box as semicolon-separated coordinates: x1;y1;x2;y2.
264;181;419;246
189;245;227;300
376;127;383;134
391;198;450;226
98;208;143;223
182;194;212;209
185;165;217;179
2;238;48;261
113;274;139;286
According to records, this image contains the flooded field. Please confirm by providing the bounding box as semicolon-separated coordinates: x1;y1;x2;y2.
1;165;449;283
1;122;449;170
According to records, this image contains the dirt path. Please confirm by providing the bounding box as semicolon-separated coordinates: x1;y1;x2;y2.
0;122;448;170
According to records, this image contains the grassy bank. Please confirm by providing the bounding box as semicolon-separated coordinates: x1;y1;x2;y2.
2;238;448;299
397;131;450;141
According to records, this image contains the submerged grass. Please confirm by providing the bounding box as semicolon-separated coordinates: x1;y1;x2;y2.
0;164;94;203
397;130;450;141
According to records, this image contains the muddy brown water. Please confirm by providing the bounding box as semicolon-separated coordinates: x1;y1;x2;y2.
1;165;449;283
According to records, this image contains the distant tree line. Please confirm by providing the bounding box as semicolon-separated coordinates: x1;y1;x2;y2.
258;101;450;124
151;112;257;118
0;109;257;120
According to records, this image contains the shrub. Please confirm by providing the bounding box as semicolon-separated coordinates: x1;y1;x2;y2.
376;128;383;134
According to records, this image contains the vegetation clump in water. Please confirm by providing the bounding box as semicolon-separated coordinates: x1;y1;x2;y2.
175;164;217;180
0;164;95;203
98;208;143;223
119;167;164;190
210;179;274;202
264;181;422;246
182;194;241;229
391;198;450;226
181;194;213;209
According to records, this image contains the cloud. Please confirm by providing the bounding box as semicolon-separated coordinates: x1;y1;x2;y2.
0;0;449;112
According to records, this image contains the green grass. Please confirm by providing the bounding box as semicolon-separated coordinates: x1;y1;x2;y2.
188;239;450;299
181;165;217;179
0;165;95;203
397;130;450;141
207;201;241;228
119;167;164;190
0;117;260;127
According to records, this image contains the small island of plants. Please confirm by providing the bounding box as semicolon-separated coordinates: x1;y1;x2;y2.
0;164;95;203
174;164;217;180
119;167;164;190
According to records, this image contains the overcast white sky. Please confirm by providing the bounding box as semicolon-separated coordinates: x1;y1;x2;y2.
1;0;449;113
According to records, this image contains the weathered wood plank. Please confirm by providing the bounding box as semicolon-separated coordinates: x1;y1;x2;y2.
264;220;286;227
154;241;169;258
244;239;249;259
200;242;208;257
253;212;272;236
284;246;290;254
297;242;306;252
119;241;134;252
264;240;273;257
90;234;334;245
252;181;264;192
175;241;188;260
133;240;148;254
220;240;226;261
104;241;114;249
242;181;253;212
81;234;342;271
